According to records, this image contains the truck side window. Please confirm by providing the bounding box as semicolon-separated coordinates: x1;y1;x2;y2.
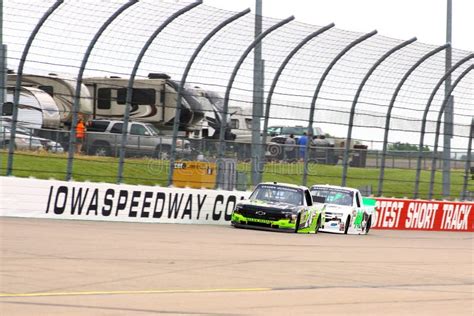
110;123;123;134
305;190;313;206
355;192;361;208
130;124;148;136
88;121;108;132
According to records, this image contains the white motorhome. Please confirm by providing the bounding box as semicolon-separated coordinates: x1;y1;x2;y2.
189;89;252;141
3;86;61;129
83;74;207;131
228;103;253;141
7;73;93;126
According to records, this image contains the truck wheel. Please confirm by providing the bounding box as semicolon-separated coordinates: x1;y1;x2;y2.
155;145;171;160
365;217;372;234
268;144;281;157
344;215;351;234
314;216;321;234
92;142;111;157
294;214;301;233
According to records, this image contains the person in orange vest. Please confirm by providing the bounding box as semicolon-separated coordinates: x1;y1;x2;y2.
75;115;86;154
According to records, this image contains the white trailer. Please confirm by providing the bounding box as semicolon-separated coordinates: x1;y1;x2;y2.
189;89;252;141
7;73;93;126
3;86;60;129
83;74;207;130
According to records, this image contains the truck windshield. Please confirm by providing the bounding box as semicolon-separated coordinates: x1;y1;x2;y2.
250;185;303;205
147;125;161;136
311;187;353;206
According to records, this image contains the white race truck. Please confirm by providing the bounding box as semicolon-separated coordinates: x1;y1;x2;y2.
309;184;376;235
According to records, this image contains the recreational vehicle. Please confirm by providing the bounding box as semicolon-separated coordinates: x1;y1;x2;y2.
228;103;253;141
7;73;93;126
189;89;252;141
83;73;208;131
3;86;61;130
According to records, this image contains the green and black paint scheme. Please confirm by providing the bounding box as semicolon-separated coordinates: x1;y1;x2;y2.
231;182;325;233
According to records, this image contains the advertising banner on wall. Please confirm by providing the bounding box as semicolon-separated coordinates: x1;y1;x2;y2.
0;177;250;225
371;198;473;232
1;177;473;232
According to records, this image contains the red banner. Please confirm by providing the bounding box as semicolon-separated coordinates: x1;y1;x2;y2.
371;198;474;232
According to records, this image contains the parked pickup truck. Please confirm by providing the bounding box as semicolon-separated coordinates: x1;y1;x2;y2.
309;184;376;235
84;119;192;159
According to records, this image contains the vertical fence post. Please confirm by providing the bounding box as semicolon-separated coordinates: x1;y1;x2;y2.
429;65;473;199
259;23;335;186
252;0;263;186
0;45;6;125
66;0;138;181
219;16;295;186
118;1;203;184
378;44;449;196
0;0;3;124
462;118;474;200
304;30;377;186
167;8;251;187
443;0;453;199
7;0;63;176
413;54;474;198
341;38;416;187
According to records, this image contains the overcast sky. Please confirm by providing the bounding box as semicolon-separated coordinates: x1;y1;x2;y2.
204;0;473;51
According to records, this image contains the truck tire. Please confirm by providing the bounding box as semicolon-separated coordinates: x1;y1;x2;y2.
344;215;351;234
365;217;372;234
294;214;301;233
314;216;321;234
267;144;281;157
154;145;171;160
92;142;111;157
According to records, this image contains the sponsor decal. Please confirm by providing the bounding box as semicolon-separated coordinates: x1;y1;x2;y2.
247;218;273;224
258;185;300;193
311;187;352;195
339;223;344;231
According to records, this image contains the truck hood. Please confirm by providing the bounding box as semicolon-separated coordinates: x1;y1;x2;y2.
315;203;351;215
239;199;299;211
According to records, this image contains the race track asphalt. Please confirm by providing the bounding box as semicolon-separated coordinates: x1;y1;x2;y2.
0;217;473;315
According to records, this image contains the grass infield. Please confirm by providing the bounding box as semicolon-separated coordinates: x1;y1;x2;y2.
0;150;471;199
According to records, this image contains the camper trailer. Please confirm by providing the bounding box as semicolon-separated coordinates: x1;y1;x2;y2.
3;86;61;130
7;73;93;126
83;74;207;131
189;89;252;141
228;103;253;142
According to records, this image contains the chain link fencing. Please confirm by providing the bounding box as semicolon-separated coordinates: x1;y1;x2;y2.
1;0;473;200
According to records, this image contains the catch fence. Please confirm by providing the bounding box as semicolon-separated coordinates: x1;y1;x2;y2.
1;0;473;200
